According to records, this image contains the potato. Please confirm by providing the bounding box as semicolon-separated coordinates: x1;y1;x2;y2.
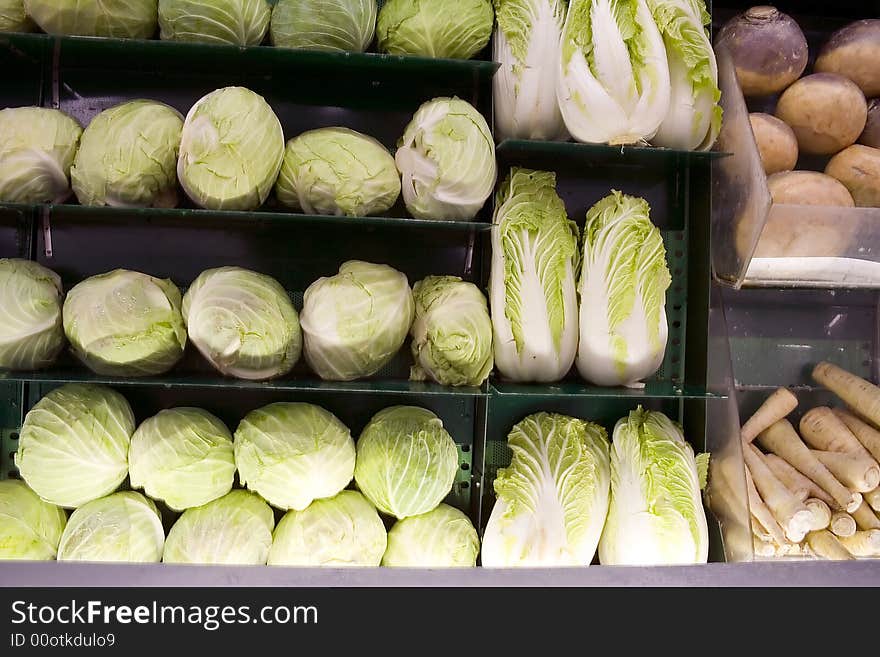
860;99;880;149
750;113;798;174
767;171;854;207
715;6;808;97
815;20;880;98
825;145;880;208
775;73;867;155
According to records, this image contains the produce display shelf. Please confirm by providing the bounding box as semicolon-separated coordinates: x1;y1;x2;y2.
496;138;731;163
488;381;722;400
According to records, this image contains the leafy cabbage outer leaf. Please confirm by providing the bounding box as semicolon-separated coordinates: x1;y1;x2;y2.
162;490;275;565
0;0;34;32
182;266;302;380
577;190;670;386
300;260;414;381
128;407;235;512
0;259;65;371
0;107;82;204
410;275;493;387
481;412;611;566
267;490;387;566
648;0;721;150
382;503;479;567
598;406;709;565
15;384;134;508
0;480;67;560
57;492;164;563
556;0;670;144
270;0;376;52
234;402;356;511
354;406;458;519
158;0;270;45
71;100;183;209
177;86;284;211
275;127;400;217
493;0;569;141
489;168;579;382
62;269;187;377
395;96;496;221
377;0;493;59
24;0;158;38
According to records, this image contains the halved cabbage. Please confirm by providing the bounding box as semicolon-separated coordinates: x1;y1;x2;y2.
63;269;187;377
128;407;235;511
71;100;184;208
15;383;134;508
0;259;65;371
182;266;301;380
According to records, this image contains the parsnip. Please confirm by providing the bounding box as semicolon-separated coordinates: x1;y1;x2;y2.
741;387;798;444
813;361;880;429
836;530;880;557
833;408;880;463
852;500;880;531
806;530;856;560
756;419;862;512
743;444;813;542
866;487;880;513
765;453;836;506
810;449;880;492
745;468;789;546
800;407;875;461
830;511;857;537
804;498;832;530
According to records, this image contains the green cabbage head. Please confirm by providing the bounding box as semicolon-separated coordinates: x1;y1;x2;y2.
71;100;184;208
377;0;493;59
128;407;235;511
300;261;414;381
182;266;302;380
270;0;376;53
178;86;284;211
15;384;135;508
159;0;270;45
275;127;400;217
0;107;82;204
410;275;493;387
395;97;496;221
0;259;65;371
163;490;275;565
0;0;34;32
57;492;165;563
24;0;159;38
268;490;387;567
382;503;479;567
354;405;458;519
235;402;356;510
62;269;187;377
0;480;67;560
